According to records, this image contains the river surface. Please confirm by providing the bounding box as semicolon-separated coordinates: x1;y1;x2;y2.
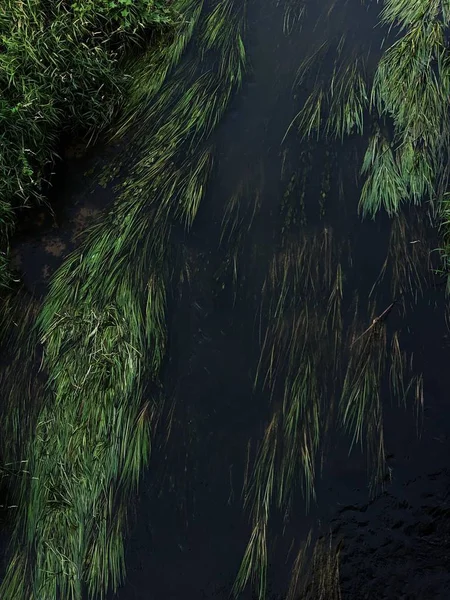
6;0;450;598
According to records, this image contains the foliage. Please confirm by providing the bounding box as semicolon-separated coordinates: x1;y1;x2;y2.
362;0;450;216
235;231;344;600
0;0;174;290
0;0;247;598
72;0;173;30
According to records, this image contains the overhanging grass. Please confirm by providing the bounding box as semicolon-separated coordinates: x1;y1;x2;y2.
235;231;344;600
0;0;175;291
0;1;247;597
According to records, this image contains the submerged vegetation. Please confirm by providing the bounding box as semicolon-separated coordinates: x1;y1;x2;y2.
0;0;449;599
237;0;445;596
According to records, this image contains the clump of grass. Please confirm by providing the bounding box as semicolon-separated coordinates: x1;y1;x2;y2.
326;59;368;140
0;293;42;513
292;87;326;140
283;2;307;35
341;299;423;493
0;212;168;599
0;146;214;597
292;1;450;222
359;0;450;217
238;217;424;597
370;211;430;303
437;192;450;291
215;173;262;303
341;304;388;490
285;40;368;143
0;0;175;290
1;1;247;597
359;127;408;217
111;0;205;141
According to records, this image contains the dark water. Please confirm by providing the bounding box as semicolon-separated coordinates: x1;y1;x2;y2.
7;0;450;598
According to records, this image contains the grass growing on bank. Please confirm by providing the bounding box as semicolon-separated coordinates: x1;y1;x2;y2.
264;3;441;596
0;0;175;290
0;1;247;598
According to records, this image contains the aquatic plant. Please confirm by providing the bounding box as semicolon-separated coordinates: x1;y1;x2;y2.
0;293;42;475
215;173;263;303
0;0;247;597
359;127;408;217
2;2;443;599
288;531;342;600
341;303;388;489
362;0;450;216
111;0;204;140
326;59;368;140
290;1;450;219
282;0;307;35
235;231;344;599
237;221;423;597
239;2;440;596
370;211;431;304
285;41;368;143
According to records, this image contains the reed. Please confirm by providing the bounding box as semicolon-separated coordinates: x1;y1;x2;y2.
370;212;430;303
342;305;388;490
359;127;408;217
0;1;247;597
286;40;368;143
361;0;450;216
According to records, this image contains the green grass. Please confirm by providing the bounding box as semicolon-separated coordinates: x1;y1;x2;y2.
111;0;205;141
238;2;441;596
290;2;450;221
1;211;168;599
286;40;368;143
359;128;408;217
362;0;450;217
0;1;247;597
238;215;424;595
371;212;429;302
3;2;444;599
326;59;368;140
0;294;42;471
0;0;176;290
237;231;343;599
341;305;388;490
